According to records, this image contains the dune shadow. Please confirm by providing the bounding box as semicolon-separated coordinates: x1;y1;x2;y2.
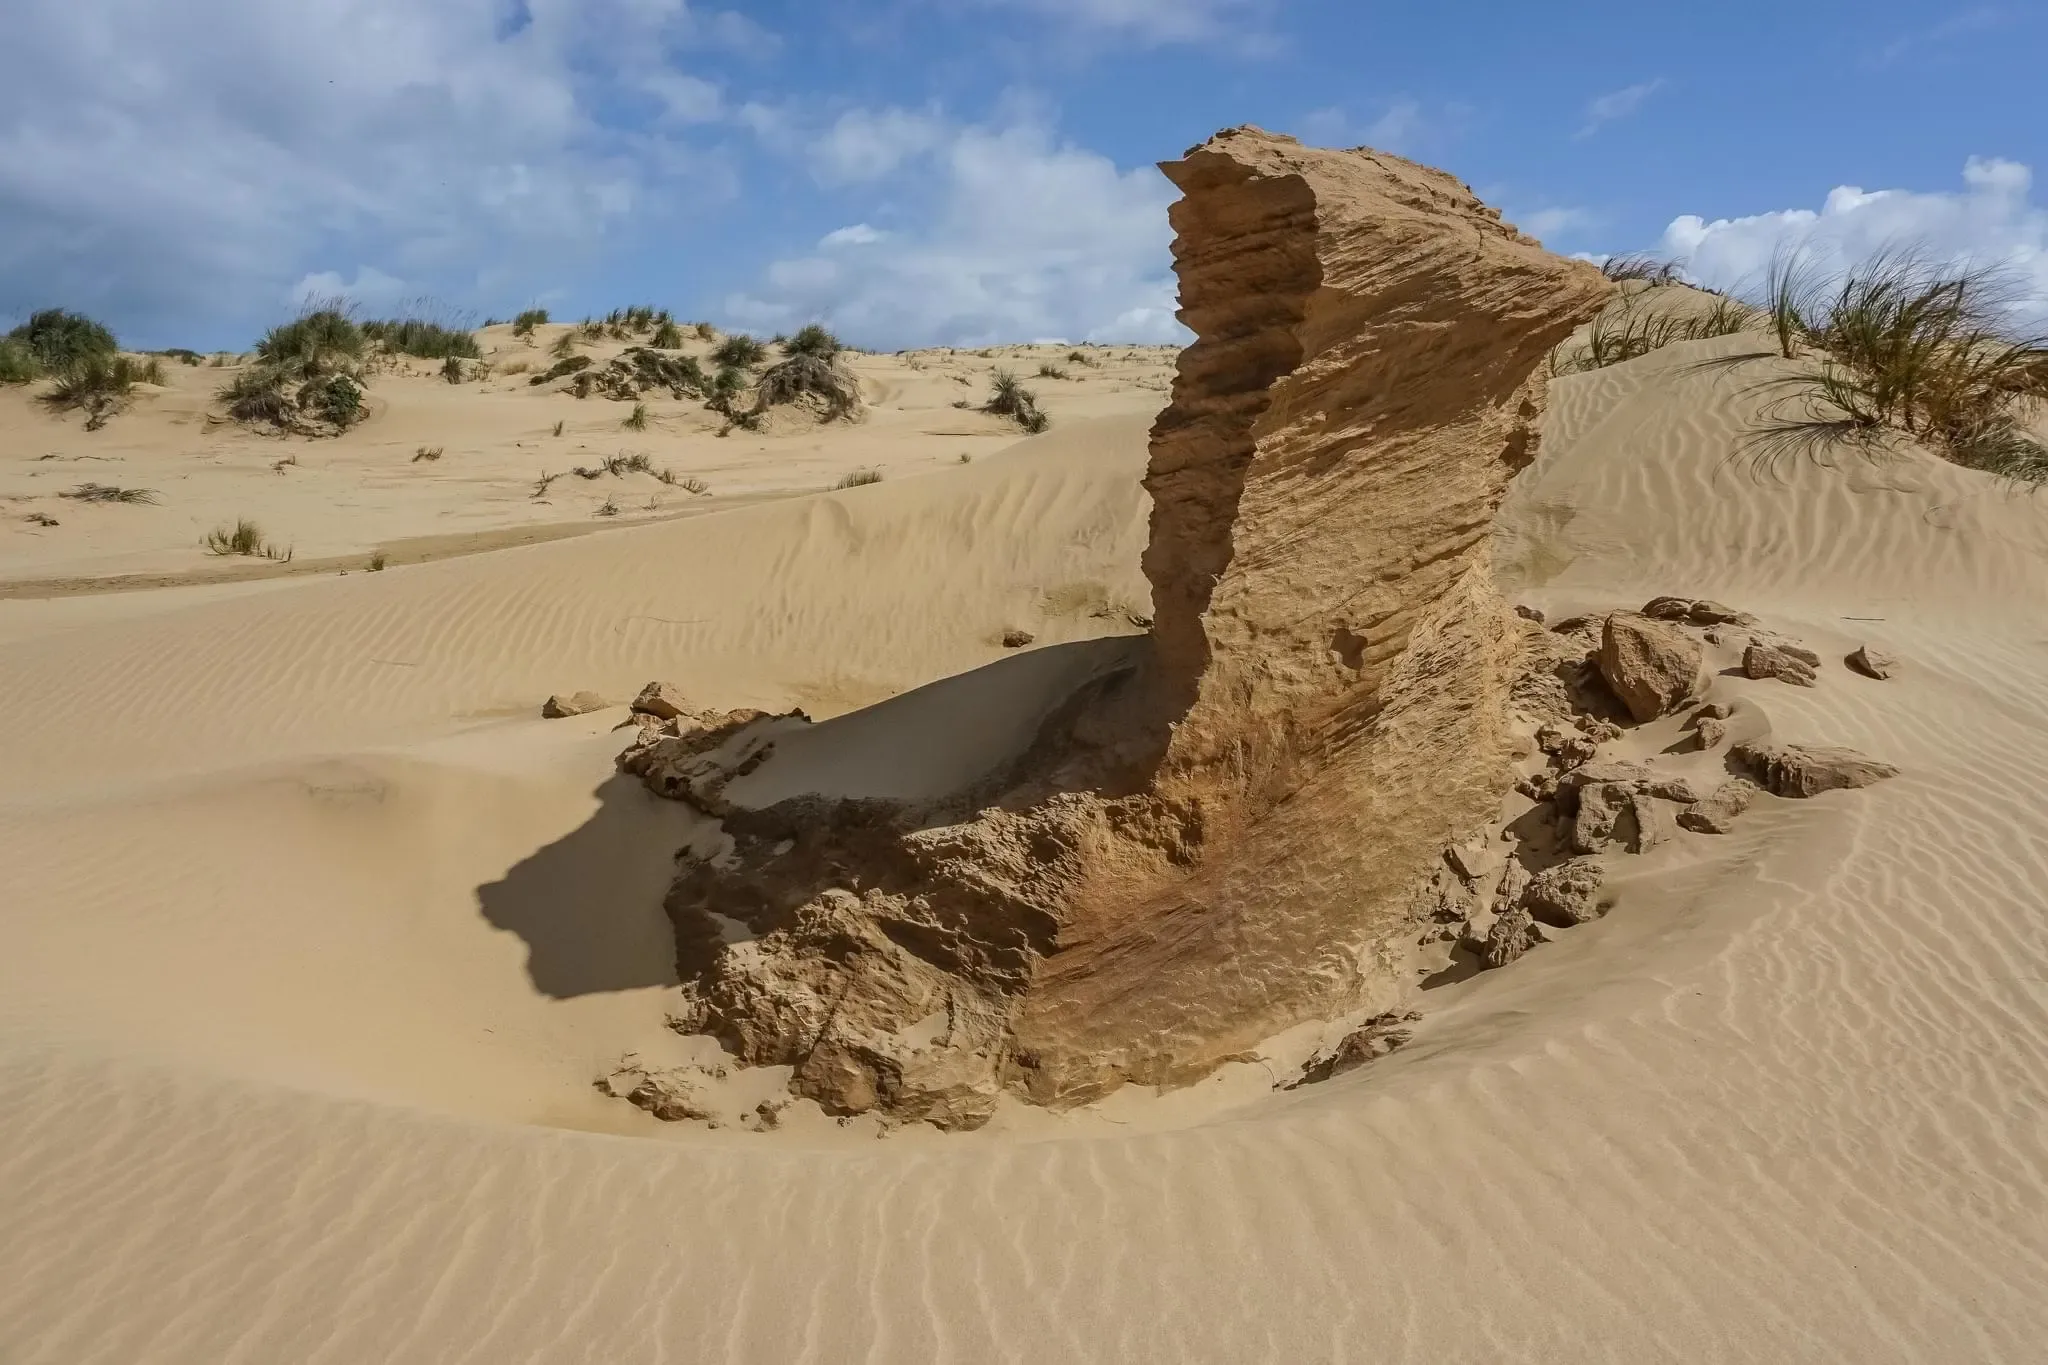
475;771;694;998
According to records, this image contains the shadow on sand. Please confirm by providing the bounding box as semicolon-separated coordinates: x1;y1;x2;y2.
475;771;696;998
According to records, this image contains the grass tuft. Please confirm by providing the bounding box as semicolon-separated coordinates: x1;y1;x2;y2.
1600;255;1683;285
413;446;443;462
623;402;650;431
834;468;882;489
711;334;767;369
203;518;291;560
784;324;841;359
1552;294;1754;375
512;308;550;338
982;369;1050;433
1743;249;2048;485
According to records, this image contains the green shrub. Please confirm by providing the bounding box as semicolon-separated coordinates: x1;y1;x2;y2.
43;354;144;426
0;339;41;384
712;334;767;369
650;320;684;349
784;324;841;358
362;316;482;360
7;309;118;369
513;308;550;337
256;308;364;378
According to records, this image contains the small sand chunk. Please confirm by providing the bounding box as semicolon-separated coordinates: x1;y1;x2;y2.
1847;645;1896;680
1523;857;1606;926
1000;629;1035;648
1678;778;1759;834
541;690;606;718
1743;641;1818;687
1599;612;1705;722
1734;742;1899;798
1513;604;1546;624
1481;904;1538;969
631;680;689;719
1293;1010;1423;1085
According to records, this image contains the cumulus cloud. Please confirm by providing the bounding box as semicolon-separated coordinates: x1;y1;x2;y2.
725;116;1185;348
1659;157;2048;321
0;0;748;345
1575;78;1665;139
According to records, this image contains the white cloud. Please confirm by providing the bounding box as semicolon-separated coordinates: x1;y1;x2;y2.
289;267;410;311
819;224;885;247
1519;207;1596;241
0;0;747;344
810;108;949;185
725;117;1185;348
1658;158;2048;322
964;0;1271;45
1300;99;1432;155
1575;78;1665;139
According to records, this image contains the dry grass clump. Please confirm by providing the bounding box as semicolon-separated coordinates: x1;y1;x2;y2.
569;349;707;401
204;518;292;560
1552;294;1754;375
61;482;158;504
413;446;443;462
550;331;580;359
623;403;650;430
834;468;882;489
1600;254;1684;285
512;308;550;338
650;320;684;349
1748;251;2048;484
42;355;150;428
529;354;594;386
753;351;862;422
595;496;621;518
1036;363;1068;380
982;369;1050;432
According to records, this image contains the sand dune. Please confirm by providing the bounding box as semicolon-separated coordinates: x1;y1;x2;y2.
5;215;2048;1364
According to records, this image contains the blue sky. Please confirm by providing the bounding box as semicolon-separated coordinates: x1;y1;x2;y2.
3;0;2044;352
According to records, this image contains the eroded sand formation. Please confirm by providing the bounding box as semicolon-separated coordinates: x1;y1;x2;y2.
634;128;1615;1127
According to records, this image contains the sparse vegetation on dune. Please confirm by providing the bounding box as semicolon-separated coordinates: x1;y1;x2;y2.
529;355;593;386
362;315;481;361
61;482;158;504
413;446;443;462
512;308;550;338
203;518;292;560
1599;254;1685;285
983;368;1050;433
1746;251;2048;484
1037;363;1068;380
650;320;684;349
623;402;649;430
42;355;151;428
549;331;579;360
834;468;882;489
1551;294;1754;375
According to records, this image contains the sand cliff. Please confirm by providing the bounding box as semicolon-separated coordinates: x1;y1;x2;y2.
640;129;1612;1126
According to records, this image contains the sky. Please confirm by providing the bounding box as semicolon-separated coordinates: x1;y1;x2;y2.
2;0;2044;352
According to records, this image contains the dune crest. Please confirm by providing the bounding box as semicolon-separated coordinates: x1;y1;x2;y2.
652;128;1612;1127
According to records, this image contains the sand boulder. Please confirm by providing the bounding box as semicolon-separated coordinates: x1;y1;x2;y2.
650;127;1610;1126
1599;613;1704;721
1735;743;1899;798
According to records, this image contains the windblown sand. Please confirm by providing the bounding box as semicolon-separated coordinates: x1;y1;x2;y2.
3;331;2048;1360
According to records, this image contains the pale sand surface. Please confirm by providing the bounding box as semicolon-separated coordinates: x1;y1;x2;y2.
4;335;2048;1360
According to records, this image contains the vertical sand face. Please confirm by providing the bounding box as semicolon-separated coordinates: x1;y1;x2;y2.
660;128;1612;1127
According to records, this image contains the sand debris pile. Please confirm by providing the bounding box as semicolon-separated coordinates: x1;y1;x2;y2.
636;128;1613;1127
